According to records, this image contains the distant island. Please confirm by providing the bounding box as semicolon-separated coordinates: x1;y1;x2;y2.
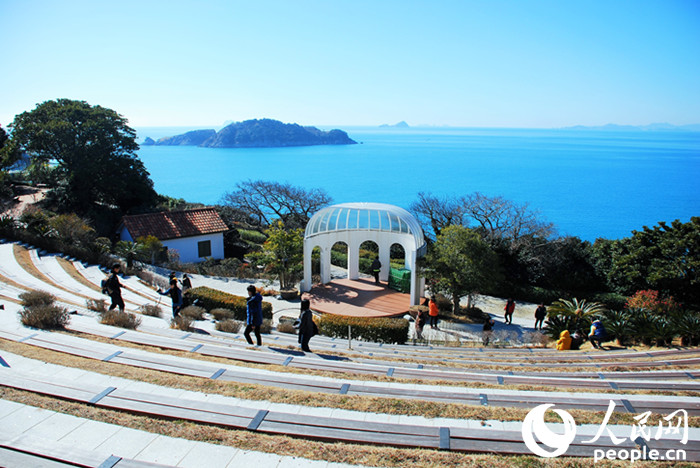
379;121;410;128
152;119;357;148
561;123;700;132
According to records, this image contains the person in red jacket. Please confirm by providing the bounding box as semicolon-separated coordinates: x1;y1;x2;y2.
504;298;515;324
428;295;439;329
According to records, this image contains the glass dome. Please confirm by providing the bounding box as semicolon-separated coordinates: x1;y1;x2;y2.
305;203;425;248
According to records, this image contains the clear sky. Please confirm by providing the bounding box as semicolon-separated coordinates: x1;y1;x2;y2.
1;0;699;128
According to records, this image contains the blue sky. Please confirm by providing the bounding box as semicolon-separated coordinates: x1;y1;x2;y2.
1;0;699;128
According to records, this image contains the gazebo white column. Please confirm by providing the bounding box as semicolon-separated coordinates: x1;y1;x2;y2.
347;239;360;280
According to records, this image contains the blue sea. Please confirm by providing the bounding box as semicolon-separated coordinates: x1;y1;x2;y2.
135;126;700;242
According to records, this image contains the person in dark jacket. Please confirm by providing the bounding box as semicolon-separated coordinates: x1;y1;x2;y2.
158;278;183;318
534;303;547;330
588;319;607;349
298;299;317;352
106;264;125;313
244;285;263;346
182;274;192;292
482;318;495;346
370;258;381;284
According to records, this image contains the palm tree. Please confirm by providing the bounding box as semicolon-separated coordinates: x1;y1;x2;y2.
547;298;607;319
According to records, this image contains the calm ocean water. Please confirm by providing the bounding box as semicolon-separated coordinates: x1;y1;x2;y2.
135;127;700;242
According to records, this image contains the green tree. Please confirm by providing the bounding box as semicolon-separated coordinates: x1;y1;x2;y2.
601;218;700;308
259;221;304;290
49;213;96;248
421;225;502;313
115;240;140;269
136;235;164;264
8;99;157;216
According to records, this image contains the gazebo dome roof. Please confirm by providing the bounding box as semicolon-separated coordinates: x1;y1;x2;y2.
305;203;426;249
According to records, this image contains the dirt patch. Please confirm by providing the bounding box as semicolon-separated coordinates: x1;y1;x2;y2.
1;185;48;218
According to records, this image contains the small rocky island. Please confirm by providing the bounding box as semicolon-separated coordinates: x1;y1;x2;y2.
153;119;356;148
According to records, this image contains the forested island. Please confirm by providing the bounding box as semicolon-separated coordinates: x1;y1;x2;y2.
150;119;356;148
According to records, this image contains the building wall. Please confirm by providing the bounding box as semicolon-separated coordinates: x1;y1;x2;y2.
119;227;224;263
162;233;224;263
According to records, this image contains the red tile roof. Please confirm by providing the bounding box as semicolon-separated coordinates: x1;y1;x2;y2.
121;208;228;241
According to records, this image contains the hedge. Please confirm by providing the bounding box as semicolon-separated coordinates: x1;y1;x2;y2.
184;286;273;321
317;314;409;344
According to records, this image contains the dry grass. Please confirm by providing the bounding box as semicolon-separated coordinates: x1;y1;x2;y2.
2;338;697;429
56;257;102;292
0;387;655;468
49;329;700;399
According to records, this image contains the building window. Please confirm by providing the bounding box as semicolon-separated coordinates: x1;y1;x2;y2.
197;240;211;258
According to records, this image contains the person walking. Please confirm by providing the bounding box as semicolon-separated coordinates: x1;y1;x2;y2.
244;285;263;346
482;318;495;346
105;264;125;313
534;303;547;330
504;298;516;324
182;274;192;293
415;308;426;340
158;278;183;318
297;299;317;352
370;257;381;284
428;295;439;329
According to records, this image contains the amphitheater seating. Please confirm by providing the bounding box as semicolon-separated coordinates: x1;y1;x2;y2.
1;240;698;463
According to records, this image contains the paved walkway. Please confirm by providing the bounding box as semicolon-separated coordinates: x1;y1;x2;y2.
0;398;361;468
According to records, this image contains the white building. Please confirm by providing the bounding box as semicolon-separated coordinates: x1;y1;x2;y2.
301;203;427;305
118;208;228;264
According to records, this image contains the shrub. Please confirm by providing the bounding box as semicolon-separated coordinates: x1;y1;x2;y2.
100;310;141;329
590;292;629;312
603;309;633;346
171;315;193;331
185;287;273;321
626;290;681;315
258;287;279;297
491;329;519;346
544;314;590;340
277;322;297;334
210;308;235;321
260;318;273;334
520;330;549;347
138;303;162;317
317;314;409;344
86;298;107;313
547;298;607;319
19;304;70;329
672;311;700;346
434;294;453;312
216;319;242;333
180;305;206;321
19;290;56;308
238;229;267;244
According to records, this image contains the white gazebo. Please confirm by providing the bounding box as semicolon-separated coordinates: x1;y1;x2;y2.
301;203;427;305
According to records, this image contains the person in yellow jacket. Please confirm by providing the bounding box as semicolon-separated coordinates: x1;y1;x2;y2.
556;330;572;350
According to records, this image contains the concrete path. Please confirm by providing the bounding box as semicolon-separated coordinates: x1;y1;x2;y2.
0;398;364;468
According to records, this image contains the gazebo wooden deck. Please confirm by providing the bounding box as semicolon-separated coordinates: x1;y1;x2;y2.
305;278;414;318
